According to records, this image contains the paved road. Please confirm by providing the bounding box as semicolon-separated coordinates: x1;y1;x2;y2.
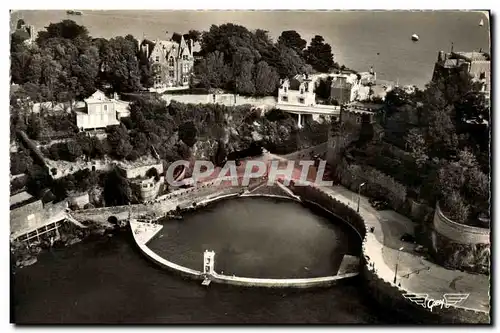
322;185;489;312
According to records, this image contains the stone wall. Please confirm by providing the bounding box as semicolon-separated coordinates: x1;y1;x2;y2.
119;162;164;179
431;202;490;274
433;202;490;244
132;176;165;202
163;94;277;109
288;182;489;323
68;192;90;209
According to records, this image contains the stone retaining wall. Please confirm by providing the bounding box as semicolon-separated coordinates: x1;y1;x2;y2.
288;181;489;323
430;202;490;275
433;202;490;244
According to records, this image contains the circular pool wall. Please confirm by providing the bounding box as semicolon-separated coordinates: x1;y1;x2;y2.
147;196;361;279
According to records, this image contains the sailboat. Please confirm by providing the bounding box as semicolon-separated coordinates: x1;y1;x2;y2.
479;19;484;27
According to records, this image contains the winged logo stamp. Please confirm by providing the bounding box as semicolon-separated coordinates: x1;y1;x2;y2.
403;293;470;312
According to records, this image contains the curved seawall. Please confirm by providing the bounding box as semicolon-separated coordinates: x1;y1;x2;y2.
130;180;489;322
131;189;360;289
288;181;489;324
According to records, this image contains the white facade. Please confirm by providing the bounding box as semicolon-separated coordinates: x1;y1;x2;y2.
278;74;316;107
203;250;215;275
75;90;125;131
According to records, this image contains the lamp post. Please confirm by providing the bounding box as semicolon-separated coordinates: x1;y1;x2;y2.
357;182;366;213
393;246;404;284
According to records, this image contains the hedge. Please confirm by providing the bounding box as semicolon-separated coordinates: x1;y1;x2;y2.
336;159;407;211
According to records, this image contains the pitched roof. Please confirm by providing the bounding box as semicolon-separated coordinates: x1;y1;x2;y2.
10;191;33;208
84;90;111;103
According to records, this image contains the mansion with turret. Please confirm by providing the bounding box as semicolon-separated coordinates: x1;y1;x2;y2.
139;33;195;89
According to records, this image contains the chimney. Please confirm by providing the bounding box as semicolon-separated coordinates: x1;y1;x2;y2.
438;51;444;62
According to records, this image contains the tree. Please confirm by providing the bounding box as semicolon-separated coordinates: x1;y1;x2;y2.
107;124;132;159
233;60;255;95
277;30;307;54
66;140;83;161
405;128;428;168
178;121;198;147
194;51;230;90
36;20;90;46
253;61;279;96
437;162;465;199
442;190;470;224
187;30;201;43
275;44;310;78
100;36;142;93
304;35;335;73
103;169;131;206
10;151;33;175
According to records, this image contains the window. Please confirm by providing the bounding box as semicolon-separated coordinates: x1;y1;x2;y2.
103;105;108;111
284;87;287;93
305;84;309;93
183;76;188;83
356;116;361;124
168;57;174;66
300;89;304;94
282;96;288;102
299;97;305;104
169;70;175;78
480;72;486;80
183;55;188;60
155;56;159;62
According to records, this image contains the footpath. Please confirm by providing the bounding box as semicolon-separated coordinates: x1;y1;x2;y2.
320;185;489;313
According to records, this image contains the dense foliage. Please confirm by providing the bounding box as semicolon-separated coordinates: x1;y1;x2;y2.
343;69;490;224
11;20;339;103
194;24;338;95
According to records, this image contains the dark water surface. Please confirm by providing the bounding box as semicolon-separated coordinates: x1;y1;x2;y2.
148;197;361;278
11;10;490;88
12;197;399;324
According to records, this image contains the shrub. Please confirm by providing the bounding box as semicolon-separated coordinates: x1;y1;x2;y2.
336;159;407;211
442;190;470;224
10;151;33;175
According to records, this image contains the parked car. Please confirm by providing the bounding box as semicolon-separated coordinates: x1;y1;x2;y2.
414;245;426;254
369;198;389;210
400;233;416;243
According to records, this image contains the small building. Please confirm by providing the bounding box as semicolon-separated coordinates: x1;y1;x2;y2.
116;159;165;203
278;74;316;106
130;176;165;203
116;159;164;180
139;33;195;89
75;90;120;131
342;102;385;125
330;74;361;105
12;19;36;46
432;50;490;103
10;191;68;243
68;191;90;210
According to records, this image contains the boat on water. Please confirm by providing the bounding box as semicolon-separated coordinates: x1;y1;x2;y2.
411;34;419;42
67;10;83;16
479;19;484;27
